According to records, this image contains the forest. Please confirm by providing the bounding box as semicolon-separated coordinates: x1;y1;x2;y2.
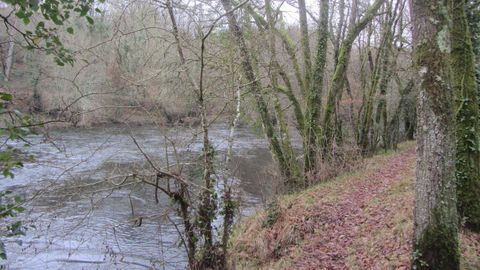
0;0;479;269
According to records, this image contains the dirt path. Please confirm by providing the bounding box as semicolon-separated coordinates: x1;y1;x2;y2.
230;144;480;270
288;147;415;270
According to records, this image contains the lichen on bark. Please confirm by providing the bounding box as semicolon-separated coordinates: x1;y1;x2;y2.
411;0;460;268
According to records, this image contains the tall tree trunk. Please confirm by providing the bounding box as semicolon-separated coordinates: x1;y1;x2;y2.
165;1;199;265
32;71;42;112
4;34;15;82
358;0;401;155
197;31;216;264
449;0;480;232
226;86;241;164
246;7;306;135
298;0;312;88
332;0;346;68
165;0;199;91
265;0;302;188
304;0;329;180
386;79;414;150
466;1;480;98
411;0;460;268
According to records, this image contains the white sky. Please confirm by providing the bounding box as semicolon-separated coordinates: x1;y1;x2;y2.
279;0;319;24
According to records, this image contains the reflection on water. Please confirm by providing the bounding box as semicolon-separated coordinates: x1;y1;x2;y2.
0;125;277;269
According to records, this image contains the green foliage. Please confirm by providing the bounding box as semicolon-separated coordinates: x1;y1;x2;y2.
0;148;24;178
0;87;32;261
0;191;26;260
466;0;480;124
0;191;25;219
0;90;35;178
219;193;238;217
3;0;104;65
0;93;12;102
455;98;480;230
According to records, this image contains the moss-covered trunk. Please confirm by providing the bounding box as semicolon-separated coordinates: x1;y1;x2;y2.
450;0;480;232
220;0;293;182
411;0;460;268
321;0;385;156
245;5;307;100
298;0;312;90
358;0;401;155
265;0;302;188
304;0;329;180
466;1;480;97
386;79;414;150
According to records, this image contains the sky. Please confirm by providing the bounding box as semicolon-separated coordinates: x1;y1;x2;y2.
279;0;319;24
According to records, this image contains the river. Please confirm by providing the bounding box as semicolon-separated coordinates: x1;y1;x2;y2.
0;125;276;269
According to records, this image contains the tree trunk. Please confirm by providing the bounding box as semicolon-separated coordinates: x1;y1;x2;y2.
466;1;480;97
298;0;312;89
332;0;346;68
4;34;15;82
246;7;305;134
265;0;302;188
220;0;292;182
32;71;42;113
321;0;385;155
411;0;460;268
197;31;216;265
304;0;329;180
357;0;402;155
449;0;480;232
386;79;414;150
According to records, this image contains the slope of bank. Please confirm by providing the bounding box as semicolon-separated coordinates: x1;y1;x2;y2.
229;142;480;269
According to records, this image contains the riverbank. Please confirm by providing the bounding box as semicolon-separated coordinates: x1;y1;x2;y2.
26;109;202;129
229;142;480;269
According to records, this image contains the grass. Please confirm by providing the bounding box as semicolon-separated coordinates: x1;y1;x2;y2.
229;142;480;269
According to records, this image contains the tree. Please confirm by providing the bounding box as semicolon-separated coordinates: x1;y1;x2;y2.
236;0;389;186
357;0;404;155
0;0;104;66
304;0;329;178
449;0;480;232
411;0;460;268
466;1;480;93
321;0;385;156
220;0;300;185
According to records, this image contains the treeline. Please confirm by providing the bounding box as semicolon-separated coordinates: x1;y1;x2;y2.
1;1;231;126
0;1;416;132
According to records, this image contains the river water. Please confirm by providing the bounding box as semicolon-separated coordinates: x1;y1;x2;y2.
0;125;276;269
